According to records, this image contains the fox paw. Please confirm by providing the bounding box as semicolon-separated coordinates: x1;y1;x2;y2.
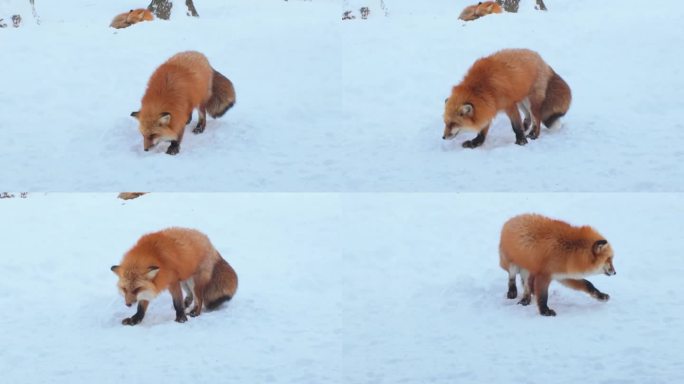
518;296;531;306
189;307;201;317
166;142;180;155
192;125;205;134
515;137;528;146
527;131;539;140
540;308;556;316
175;314;188;323
462;139;483;149
507;290;517;299
595;292;610;302
122;316;142;326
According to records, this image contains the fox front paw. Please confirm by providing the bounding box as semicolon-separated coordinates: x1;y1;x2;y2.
515;136;528;146
122;316;142;326
527;130;539;140
540;307;556;316
518;296;531;306
166;142;180;155
189;307;201;317
175;313;188;323
595;292;610;301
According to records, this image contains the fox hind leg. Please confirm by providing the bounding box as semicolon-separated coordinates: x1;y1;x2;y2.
193;105;207;134
507;263;518;299
518;269;532;306
182;279;194;309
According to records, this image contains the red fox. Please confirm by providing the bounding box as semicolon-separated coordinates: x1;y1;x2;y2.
130;51;236;155
459;1;502;21
111;227;238;325
110;8;154;29
443;49;571;148
499;214;616;316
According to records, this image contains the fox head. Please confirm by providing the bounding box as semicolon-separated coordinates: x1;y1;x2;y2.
443;92;481;140
126;9;154;23
130;111;177;151
592;240;617;276
111;265;160;307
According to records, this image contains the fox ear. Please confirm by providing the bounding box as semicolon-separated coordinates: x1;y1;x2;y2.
158;112;171;125
592;240;608;256
458;103;473;117
146;266;160;279
111;265;120;275
130;111;140;119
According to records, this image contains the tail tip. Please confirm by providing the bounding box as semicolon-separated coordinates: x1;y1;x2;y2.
206;295;232;310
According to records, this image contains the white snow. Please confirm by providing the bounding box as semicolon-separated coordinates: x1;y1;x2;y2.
1;193;683;383
1;0;683;190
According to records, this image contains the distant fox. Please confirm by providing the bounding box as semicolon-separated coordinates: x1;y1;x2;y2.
131;51;236;155
443;49;571;148
458;1;502;21
111;227;238;325
110;8;154;29
499;214;616;316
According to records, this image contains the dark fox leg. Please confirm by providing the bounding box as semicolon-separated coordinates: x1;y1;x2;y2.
462;124;490;148
518;270;532;306
186;113;192;125
534;274;555;316
506;264;518;299
166;123;186;155
527;97;544;140
193;104;207;134
169;281;188;323
182;281;194;308
504;105;527;146
122;300;149;326
560;279;610;301
189;280;206;317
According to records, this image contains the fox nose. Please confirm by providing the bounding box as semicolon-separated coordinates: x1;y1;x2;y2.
442;135;447;140
126;303;132;307
144;148;149;152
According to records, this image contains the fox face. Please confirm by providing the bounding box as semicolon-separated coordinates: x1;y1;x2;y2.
593;240;617;276
130;112;177;151
111;265;160;306
443;98;479;140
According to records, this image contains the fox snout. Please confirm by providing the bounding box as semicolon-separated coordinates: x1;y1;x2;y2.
443;124;459;140
604;263;616;276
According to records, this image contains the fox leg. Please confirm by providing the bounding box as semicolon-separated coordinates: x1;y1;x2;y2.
518;269;532;306
166;124;185;155
526;94;545;140
189;279;206;317
193;104;207;134
504;105;527;146
533;274;556;316
506;264;518;299
169;281;188;323
519;98;532;133
182;280;194;308
560;279;610;301
122;300;149;326
462;124;490;148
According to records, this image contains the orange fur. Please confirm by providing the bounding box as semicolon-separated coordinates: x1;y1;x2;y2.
110;8;154;29
131;51;236;155
476;1;502;17
443;48;571;148
499;214;616;316
111;227;238;325
459;1;502;21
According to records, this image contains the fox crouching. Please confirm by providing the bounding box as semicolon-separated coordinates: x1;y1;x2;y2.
499;214;616;316
110;8;154;29
111;227;238;325
443;48;571;148
131;51;236;155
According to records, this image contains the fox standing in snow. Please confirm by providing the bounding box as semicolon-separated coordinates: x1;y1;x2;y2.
443;48;571;148
131;51;236;155
499;214;616;316
110;8;154;29
111;227;238;325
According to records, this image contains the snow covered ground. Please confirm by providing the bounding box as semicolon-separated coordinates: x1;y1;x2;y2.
1;0;683;191
1;193;683;383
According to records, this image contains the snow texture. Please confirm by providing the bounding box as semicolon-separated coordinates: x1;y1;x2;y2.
1;193;683;383
1;0;683;191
